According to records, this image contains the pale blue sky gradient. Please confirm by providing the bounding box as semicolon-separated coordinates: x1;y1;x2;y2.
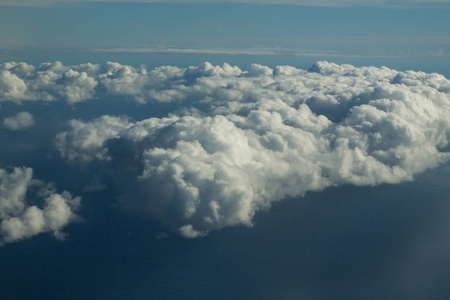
1;2;449;58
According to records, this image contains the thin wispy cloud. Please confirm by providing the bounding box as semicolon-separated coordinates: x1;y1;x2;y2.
91;45;450;58
92;46;363;57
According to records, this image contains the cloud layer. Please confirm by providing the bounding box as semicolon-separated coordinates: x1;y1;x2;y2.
3;60;450;105
0;167;81;244
54;61;450;237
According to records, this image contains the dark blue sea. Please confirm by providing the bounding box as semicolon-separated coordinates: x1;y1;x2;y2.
0;55;449;299
1;147;449;299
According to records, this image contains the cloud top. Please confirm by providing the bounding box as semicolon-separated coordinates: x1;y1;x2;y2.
2;61;450;105
54;61;450;237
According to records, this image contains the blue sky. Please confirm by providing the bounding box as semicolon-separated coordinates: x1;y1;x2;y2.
0;1;449;59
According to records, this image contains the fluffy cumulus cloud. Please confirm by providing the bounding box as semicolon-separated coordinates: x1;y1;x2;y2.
0;61;246;104
0;167;81;244
55;61;450;237
0;62;98;103
3;60;450;106
3;111;35;130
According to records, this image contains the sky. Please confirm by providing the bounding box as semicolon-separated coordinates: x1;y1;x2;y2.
0;1;450;299
0;1;449;67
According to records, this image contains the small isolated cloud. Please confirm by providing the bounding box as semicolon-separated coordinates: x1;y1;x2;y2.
0;167;81;245
55;61;450;238
3;111;35;130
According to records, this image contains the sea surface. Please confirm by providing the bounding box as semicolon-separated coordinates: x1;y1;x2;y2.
1;164;449;300
0;54;449;299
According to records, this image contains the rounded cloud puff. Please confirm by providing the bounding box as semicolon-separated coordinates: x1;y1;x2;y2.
3;111;35;130
0;167;81;244
54;61;450;237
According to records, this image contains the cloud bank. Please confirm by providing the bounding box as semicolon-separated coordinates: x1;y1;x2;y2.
55;61;450;238
0;167;81;244
2;61;450;105
3;111;35;130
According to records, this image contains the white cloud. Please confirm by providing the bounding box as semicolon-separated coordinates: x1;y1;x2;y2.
0;62;98;104
3;111;35;130
92;47;350;57
55;115;132;162
0;167;81;244
3;60;449;105
55;61;450;238
0;61;241;103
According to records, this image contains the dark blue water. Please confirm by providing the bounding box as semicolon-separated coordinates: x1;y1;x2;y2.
1;161;449;300
0;60;449;299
